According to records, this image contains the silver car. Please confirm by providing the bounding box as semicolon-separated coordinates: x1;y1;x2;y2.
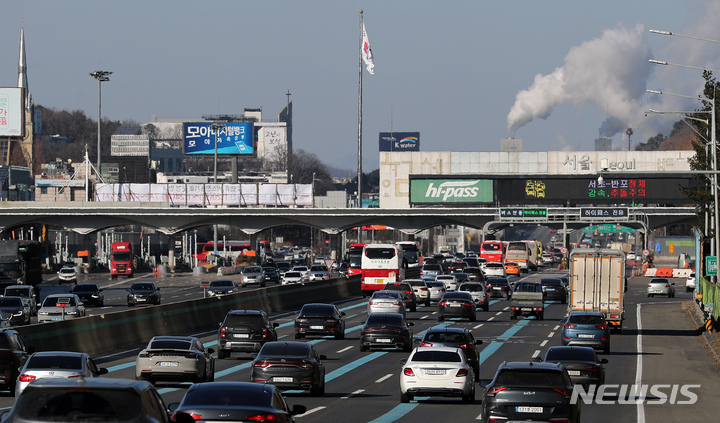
16;351;108;396
406;279;431;306
367;290;406;316
647;277;676;297
425;280;446;303
135;336;215;384
436;275;458;291
241;266;266;288
37;294;86;323
308;264;330;281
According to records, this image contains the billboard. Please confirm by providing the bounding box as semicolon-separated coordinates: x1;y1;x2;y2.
0;88;23;137
183;122;254;155
409;178;493;204
379;132;419;152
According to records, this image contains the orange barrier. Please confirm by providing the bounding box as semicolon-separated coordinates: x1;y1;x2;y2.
654;268;674;277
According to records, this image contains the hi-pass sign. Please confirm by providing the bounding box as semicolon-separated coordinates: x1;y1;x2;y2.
409;174;695;206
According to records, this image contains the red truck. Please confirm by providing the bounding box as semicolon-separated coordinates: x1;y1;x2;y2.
111;242;134;279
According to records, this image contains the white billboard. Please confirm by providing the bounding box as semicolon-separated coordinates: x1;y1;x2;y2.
0;88;23;137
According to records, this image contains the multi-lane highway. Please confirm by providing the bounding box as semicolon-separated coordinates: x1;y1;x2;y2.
2;268;720;422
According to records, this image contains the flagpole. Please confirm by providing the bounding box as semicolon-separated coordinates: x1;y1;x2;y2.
357;10;364;242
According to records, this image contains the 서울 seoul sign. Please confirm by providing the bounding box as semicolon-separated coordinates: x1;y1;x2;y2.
409;178;493;204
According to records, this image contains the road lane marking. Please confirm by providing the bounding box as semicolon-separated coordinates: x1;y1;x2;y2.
295;406;326;418
487;316;495;321
495;311;503;316
337;346;353;353
375;373;393;383
473;323;484;329
548;332;555;337
554;325;560;330
540;339;548;347
532;349;541;358
342;389;365;399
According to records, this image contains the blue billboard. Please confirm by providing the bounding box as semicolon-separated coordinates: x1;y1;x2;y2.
183;122;254;155
379;132;420;152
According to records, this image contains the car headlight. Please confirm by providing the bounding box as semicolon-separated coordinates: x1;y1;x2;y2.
208;290;216;295
38;311;48;315
66;310;78;315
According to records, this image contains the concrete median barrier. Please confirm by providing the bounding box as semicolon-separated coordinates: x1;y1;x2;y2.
15;275;361;356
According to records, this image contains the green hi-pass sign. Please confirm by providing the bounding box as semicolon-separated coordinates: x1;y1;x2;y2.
410;179;493;204
706;256;717;277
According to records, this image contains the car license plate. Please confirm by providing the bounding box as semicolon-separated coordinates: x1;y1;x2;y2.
377;279;384;284
449;303;462;307
137;298;147;302
158;362;179;367
233;334;250;338
546;288;555;291
425;369;446;375
493;287;502;290
273;377;293;382
51;317;62;321
578;334;594;338
517;406;543;413
521;307;531;312
567;370;580;376
310;326;324;329
377;338;392;343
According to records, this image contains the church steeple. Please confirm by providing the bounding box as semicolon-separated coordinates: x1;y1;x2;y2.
17;24;30;109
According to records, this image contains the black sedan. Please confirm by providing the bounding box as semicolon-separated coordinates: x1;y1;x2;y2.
71;283;105;306
540;278;567;303
170;382;307;423
294;303;346;339
359;313;414;352
250;341;326;396
127;282;161;306
540;345;607;388
481;361;580;423
0;297;31;325
485;277;512;298
438;292;477;322
263;266;281;283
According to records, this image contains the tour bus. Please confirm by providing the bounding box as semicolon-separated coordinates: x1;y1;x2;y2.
396;241;424;267
504;241;530;272
360;243;407;295
194;240;253;263
479;240;505;263
345;243;369;276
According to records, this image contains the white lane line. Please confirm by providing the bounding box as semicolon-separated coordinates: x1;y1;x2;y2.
532;350;541;358
473;323;484;329
337;346;353;353
502;307;509;311
295;406;326;418
554;325;560;330
420;315;428;319
375;373;393;383
487;316;495;321
540;339;548;347
637;304;645;423
495;311;503;316
548;332;555;338
342;389;365;399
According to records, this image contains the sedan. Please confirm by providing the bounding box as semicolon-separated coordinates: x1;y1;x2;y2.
686;272;696;292
436;275;459;292
464;267;485;283
169;382;307;423
206;279;237;297
368;290;406;315
360;312;414;352
250;341;326;396
458;282;489;311
485;277;512;298
504;262;521;276
484;262;507;277
425;280;446;303
540;345;608;388
648;277;676;297
241;266;266;287
282;271;307;285
127;282;161;306
562;311;611;354
0;297;30;326
16;351;108;396
262;266;281;283
71;283;105;306
400;346;475;403
438;292;477;322
481;361;579;423
56;267;77;284
135;336;215;384
540;278;567;303
37;294;86;323
294;303;346;339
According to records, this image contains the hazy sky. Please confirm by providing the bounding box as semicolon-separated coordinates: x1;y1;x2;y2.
3;1;720;172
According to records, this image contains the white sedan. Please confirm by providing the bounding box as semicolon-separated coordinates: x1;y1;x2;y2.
484;262;507;277
37;294;86;323
436;275;458;292
400;346;475;403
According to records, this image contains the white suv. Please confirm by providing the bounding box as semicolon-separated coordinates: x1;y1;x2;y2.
686;272;696;292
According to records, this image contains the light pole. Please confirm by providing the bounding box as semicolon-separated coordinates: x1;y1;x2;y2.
89;70;112;175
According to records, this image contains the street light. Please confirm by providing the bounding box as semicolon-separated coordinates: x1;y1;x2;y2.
89;70;112;175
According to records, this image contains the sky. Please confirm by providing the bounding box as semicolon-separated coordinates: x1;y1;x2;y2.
3;0;720;173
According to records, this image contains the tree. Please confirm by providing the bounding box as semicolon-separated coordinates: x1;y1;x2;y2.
635;134;666;151
288;149;333;195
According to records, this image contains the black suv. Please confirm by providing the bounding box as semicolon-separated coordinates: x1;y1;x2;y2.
72;283;105;306
217;310;278;359
0;328;33;394
127;282;161;306
481;361;580;423
417;327;483;380
262;266;280;284
383;282;417;312
540;278;567;303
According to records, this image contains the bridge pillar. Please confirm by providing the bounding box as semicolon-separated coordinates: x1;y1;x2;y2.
329;234;339;262
168;233;176;268
249;233;258;265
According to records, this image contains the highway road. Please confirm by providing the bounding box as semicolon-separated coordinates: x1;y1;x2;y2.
2;268;719;422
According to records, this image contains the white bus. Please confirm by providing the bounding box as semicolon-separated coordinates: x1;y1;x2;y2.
361;243;407;296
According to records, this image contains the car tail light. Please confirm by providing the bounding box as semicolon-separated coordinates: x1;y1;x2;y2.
595;324;608;330
465;302;474;307
405;290;413;295
564;324;577;328
247;413;279;422
439;301;447;306
403;368;415;376
253;360;271;369
563;336;571;340
533;307;543;311
455;368;469;377
553;388;568;396
549;419;570;423
173;412;202;421
488;418;509;422
420;341;433;347
138;352;152;358
457;342;472;350
486;386;508;396
419;287;428;291
262;328;268;339
511;306;518;310
18;374;36;383
647;284;652;288
326;318;337;323
610;314;620;319
220;327;226;338
299;361;315;369
296;318;308;323
665;284;670;288
583;365;600;372
393;301;402;306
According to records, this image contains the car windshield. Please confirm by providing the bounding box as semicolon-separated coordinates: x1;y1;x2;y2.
0;298;23;306
568;314;605;325
4;288;30;297
244;267;262;273
13;389;142;421
72;285;98;292
181;386;269;406
149;339;192;350
284;272;301;278
42;297;76;307
514;283;541;292
412;350;462;362
364;248;396;260
371;291;400;299
424;332;467;343
423;264;441;270
541;279;562;286
27;355;82;369
224;315;264;326
262;267;277;272
300;304;334;316
131;284;155;291
211;280;234;287
545;348;595;362
59;269;75;274
495;369;566;387
366;314;403;326
260;343;309;356
459;284;482;292
442;293;472;300
310;265;327;271
426;281;444;288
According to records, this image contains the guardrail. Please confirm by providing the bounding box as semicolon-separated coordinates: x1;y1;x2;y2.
15;276;361;355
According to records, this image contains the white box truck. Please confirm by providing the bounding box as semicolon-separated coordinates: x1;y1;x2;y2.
569;248;627;331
